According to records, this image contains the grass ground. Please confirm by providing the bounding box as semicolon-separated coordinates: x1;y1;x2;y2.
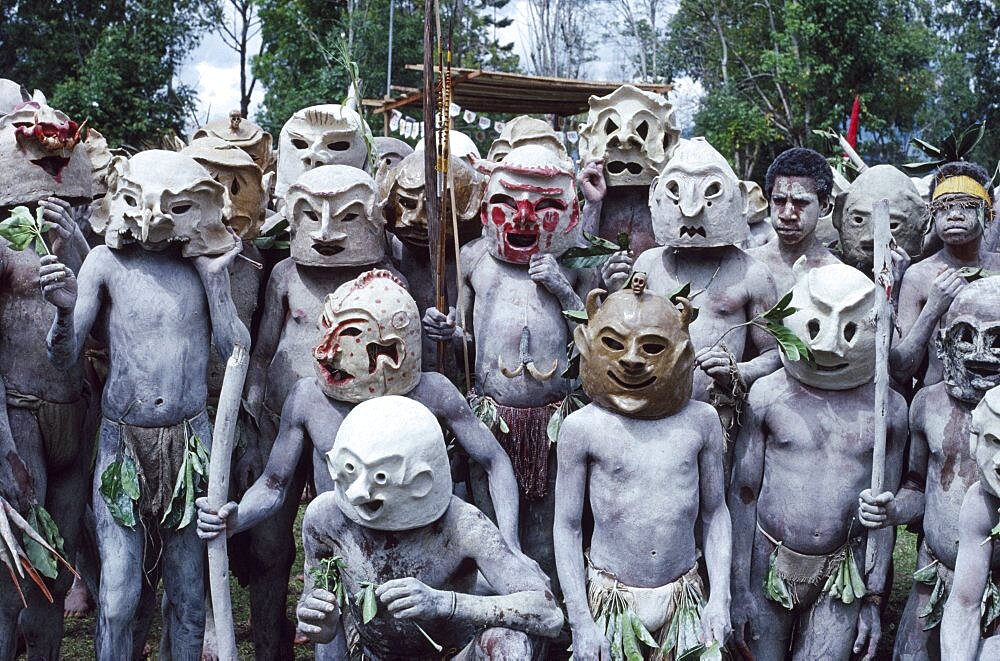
53;517;918;660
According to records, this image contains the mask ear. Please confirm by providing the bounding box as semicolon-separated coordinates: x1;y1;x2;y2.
408;468;435;498
832;190;847;231
573;323;591;360
648;175;660;208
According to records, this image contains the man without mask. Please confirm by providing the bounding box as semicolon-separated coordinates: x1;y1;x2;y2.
729;261;908;660
423;143;595;594
631;137;780;422
858;277;1000;659
748;148;842;292
0;95;95;657
377;149;484;373
238;165;399;658
891;161;999;387
289;396;561;658
554;283;732;659
39;147;249;659
578;85;681;257
941;384;1000;660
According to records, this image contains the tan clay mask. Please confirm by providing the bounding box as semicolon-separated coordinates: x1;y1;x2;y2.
650;138;749;248
286;165;385;267
312;269;421;403
970;385;1000;498
182;137;267;239
782;260;876;390
575;279;694;418
328;396;451;530
936;279;1000;404
192;111;273;173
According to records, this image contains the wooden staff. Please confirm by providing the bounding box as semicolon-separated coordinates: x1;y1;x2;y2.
866;199;893;574
207;344;250;660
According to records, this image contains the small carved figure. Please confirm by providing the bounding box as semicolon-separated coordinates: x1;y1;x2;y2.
39;149;248;659
554;284;732;659
748;148;841;292
940;384;1000;660
891;161;998;385
192;110;274;173
578;85;681;256
729;262;907;660
859;277;1000;659
295;396;563;658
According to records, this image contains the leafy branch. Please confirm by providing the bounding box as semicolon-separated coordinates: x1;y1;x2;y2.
709;291;811;363
559;232;629;269
902;122;986;176
0;206;55;255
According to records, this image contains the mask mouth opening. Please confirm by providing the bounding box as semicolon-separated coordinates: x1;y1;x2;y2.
814;362;849;372
505;231;538;249
606;161;644;176
319;360;355;385
394;226;429;248
357;499;384;519
679;225;707;238
608;370;656;390
367;341;400;373
964;359;1000;380
312;242;345;256
30;155;71;179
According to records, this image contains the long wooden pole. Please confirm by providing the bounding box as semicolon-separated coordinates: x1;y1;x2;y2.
207;344;250;660
866;199;893;574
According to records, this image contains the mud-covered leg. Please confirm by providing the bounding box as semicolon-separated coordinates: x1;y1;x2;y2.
746;530;797;661
0;581;22;661
793;591;863;660
159;522;206;661
893;543;937;661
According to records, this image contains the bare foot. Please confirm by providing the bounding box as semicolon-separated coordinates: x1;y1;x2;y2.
64;575;93;617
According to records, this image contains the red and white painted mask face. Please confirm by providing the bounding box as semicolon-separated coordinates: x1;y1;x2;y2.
312;269;422;403
480;145;580;264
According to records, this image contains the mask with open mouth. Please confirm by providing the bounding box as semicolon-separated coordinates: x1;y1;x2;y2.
92;150;231;255
328;396;451;531
275;104;373;200
575;281;695;418
781;260;877;390
970;385;1000;498
480;144;580;264
650;138;749;248
312;269;421;403
286;165;385;267
578;85;679;188
182;137;267;240
936;278;1000;404
0;99;92;207
376;149;484;248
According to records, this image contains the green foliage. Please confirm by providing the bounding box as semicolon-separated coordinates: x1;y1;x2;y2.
354;582;379;624
822;546;867;605
472;395;509;434
546;395;585;443
308;555;348;606
160;424;210;530
23;506;65;580
902;121;987;175
0;207;53;255
559;232;629;269
99;454;140;529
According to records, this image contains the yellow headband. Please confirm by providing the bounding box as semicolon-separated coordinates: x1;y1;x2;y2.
932;175;992;204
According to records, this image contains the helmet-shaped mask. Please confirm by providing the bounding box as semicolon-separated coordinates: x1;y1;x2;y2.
328;396;451;530
286;165;385;267
781;260;876;390
480;144;580;264
373;136;413;170
488;115;567;162
377;149;484;249
650;138;748;248
182;137;267;239
192;111;273;173
275;104;373;199
970;385;1000;498
579;85;679;187
93;150;230;255
575;281;695;418
936;278;1000;404
0;99;91;207
312;269;421;402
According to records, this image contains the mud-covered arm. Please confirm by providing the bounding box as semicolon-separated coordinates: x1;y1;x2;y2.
46;248;104;367
890;268;962;382
728;387;767;597
431;375;520;548
244;262;289;419
699;411;732;611
864;397;908;598
194;244;251;362
0;379;34;509
298;501;344;644
889;400;928;526
553;414;595;632
941;484;995;661
741;268;781;387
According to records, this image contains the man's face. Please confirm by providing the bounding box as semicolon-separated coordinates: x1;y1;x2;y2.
770;176;824;246
931;195;984;246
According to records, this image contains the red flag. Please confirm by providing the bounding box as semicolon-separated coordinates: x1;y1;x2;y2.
846;95;861;148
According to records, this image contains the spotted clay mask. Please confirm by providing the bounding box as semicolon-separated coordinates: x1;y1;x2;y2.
579;85;679;187
328;396;451;530
936;279;1000;404
782;260;877;390
650;138;749;248
312;269;421;403
575;279;694;418
480;144;580;264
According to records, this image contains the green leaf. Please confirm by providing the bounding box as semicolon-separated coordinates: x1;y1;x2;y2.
559;231;626;268
629;611;658;647
910;137;942;159
99;457;138;528
562;309;588;323
764;321;811;363
621;611;642;661
846;548;867;600
22;506;62;579
762;290;796;323
901;160;945;176
361;583;378;624
0;206;51;254
912;560;939;585
957;122;986;158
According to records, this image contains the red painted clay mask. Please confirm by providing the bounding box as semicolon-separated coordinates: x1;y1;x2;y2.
480;145;580;264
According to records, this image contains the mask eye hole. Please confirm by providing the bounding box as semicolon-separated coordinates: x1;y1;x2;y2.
373;472;388;485
328;141;350;151
341;213;358;223
956;323;975;346
344;462;355;473
489;193;516;209
844;322;857;342
851;215;865;226
807;319;820;339
604;118;618;134
704;181;723;199
643;343;665;355
303;209;319;222
170;203;192;215
123;194;138;207
291;138;309;149
230;178;241;195
340;327;363;337
399;196;418;210
602;336;625;351
988;333;1000;350
636;121;649;140
664;180;680;202
535;198;566;211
